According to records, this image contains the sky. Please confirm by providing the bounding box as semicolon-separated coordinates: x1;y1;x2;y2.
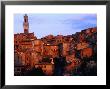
14;14;97;39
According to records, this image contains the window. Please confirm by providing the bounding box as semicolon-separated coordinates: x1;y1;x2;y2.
44;65;46;68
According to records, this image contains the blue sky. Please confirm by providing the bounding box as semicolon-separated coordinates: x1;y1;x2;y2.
14;14;97;38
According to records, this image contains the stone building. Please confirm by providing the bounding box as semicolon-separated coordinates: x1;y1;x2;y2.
62;42;70;56
76;42;89;50
33;39;44;55
35;62;54;76
43;45;59;58
14;14;97;76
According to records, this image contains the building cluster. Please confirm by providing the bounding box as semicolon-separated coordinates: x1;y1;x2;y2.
14;14;97;76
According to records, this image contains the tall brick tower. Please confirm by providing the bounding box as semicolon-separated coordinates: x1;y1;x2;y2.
23;14;29;34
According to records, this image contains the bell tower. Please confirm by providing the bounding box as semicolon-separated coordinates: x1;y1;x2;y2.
23;14;29;34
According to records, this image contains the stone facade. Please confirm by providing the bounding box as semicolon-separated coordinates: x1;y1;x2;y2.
14;14;97;76
43;45;59;58
35;63;54;75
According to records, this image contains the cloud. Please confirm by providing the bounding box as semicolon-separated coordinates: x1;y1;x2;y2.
14;14;97;38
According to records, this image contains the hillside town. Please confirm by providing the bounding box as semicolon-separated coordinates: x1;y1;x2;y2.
14;14;97;76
